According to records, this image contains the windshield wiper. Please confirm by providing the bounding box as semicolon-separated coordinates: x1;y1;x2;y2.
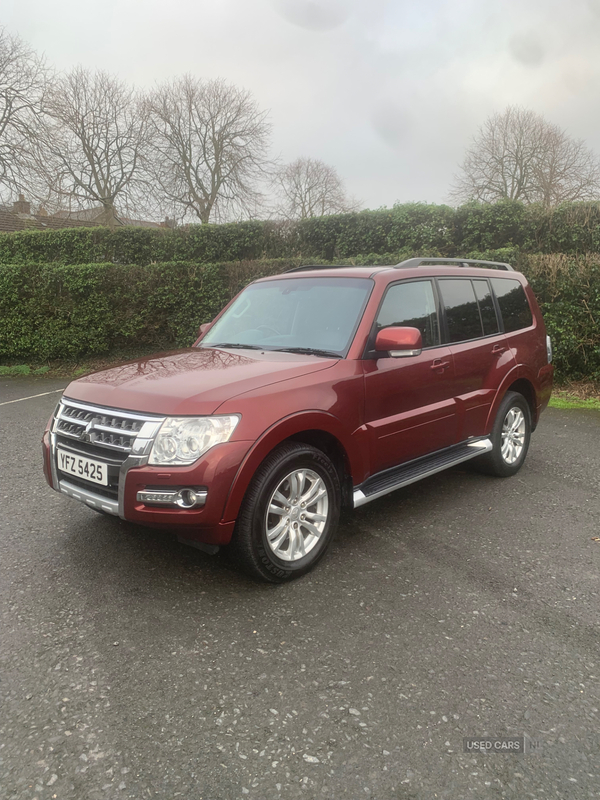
272;347;340;358
204;343;265;350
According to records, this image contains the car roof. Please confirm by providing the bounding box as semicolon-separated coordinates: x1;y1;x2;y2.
254;260;524;284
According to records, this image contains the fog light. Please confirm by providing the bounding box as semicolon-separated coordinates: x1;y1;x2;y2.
137;490;177;504
136;488;208;508
177;488;199;508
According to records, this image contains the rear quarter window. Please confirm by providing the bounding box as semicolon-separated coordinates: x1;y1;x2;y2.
491;278;533;333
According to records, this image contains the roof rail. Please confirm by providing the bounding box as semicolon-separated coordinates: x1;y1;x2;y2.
285;264;359;273
395;257;514;272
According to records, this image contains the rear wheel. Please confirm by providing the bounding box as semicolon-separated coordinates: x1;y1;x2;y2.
476;391;531;477
228;442;341;582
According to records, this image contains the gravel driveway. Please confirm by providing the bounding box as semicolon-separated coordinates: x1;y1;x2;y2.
1;377;599;799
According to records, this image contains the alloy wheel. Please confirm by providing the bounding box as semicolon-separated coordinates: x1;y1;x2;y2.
264;468;329;561
501;407;526;465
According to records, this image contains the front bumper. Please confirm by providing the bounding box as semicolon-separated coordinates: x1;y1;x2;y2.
43;427;252;545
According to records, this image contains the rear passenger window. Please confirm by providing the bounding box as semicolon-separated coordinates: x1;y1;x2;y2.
491;279;533;332
473;279;500;335
438;279;483;343
376;280;440;347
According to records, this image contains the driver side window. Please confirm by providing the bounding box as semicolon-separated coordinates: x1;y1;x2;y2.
376;280;440;348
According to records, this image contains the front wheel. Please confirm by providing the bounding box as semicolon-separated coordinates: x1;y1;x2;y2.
228;442;341;582
475;391;532;477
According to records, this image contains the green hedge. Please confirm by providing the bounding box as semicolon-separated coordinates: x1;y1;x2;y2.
1;253;599;381
0;221;296;267
4;201;600;267
0;259;305;361
524;255;600;382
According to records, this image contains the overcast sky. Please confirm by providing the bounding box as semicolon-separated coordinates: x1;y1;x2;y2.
5;0;600;210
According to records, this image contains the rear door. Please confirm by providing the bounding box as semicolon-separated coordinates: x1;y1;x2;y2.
437;277;516;441
363;279;457;474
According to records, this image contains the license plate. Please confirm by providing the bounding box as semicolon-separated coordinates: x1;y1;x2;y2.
56;449;108;486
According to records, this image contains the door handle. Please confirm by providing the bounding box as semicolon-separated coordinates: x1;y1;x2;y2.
492;344;506;354
431;359;450;371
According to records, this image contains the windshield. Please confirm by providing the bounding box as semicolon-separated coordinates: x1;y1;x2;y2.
200;276;373;357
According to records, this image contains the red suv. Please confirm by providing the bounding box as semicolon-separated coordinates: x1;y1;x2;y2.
42;258;554;582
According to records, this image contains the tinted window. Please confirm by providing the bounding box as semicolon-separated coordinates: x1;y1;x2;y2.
473;279;500;335
438;279;483;343
376;280;439;347
491;278;533;332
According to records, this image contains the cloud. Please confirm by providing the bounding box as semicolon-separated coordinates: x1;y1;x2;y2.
372;104;412;151
509;33;545;67
272;0;355;31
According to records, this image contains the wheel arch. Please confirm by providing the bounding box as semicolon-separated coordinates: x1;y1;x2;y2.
506;378;537;429
286;429;353;507
222;412;361;523
485;367;539;434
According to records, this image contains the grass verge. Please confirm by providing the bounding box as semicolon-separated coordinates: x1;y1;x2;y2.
549;395;600;409
549;381;600;409
0;346;166;379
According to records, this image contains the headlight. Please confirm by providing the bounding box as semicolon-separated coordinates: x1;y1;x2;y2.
149;415;240;466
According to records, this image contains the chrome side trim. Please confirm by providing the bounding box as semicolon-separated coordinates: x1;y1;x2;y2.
118;454;150;518
353;438;493;508
390;348;422;358
49;429;59;490
59;479;119;516
131;438;155;456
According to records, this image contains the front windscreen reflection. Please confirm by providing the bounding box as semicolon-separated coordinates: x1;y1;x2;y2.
200;276;373;356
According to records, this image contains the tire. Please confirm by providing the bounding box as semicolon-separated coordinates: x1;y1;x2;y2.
228;442;341;583
475;391;532;477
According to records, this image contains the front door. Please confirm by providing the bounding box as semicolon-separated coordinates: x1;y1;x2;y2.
364;279;457;475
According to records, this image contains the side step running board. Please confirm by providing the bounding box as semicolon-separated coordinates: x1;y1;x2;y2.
353;438;492;508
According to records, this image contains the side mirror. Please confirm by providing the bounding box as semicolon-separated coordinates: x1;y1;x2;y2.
375;326;423;357
198;322;212;338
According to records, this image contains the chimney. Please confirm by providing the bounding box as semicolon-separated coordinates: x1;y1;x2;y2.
38;206;48;217
12;194;31;215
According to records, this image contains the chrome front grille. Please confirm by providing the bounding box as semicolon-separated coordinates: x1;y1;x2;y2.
51;399;166;516
54;399;164;456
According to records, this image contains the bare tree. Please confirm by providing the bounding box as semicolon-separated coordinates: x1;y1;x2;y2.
535;132;600;207
144;76;271;224
272;157;359;219
0;28;47;200
35;67;148;225
451;106;600;207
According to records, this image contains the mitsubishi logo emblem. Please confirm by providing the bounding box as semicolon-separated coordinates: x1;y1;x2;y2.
80;418;97;441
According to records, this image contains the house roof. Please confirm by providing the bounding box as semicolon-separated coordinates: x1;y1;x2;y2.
52;207;163;228
0;208;27;232
117;216;163;229
0;208;103;233
51;207;105;222
0;200;165;232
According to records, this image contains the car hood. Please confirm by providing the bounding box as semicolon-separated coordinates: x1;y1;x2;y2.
63;347;339;416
